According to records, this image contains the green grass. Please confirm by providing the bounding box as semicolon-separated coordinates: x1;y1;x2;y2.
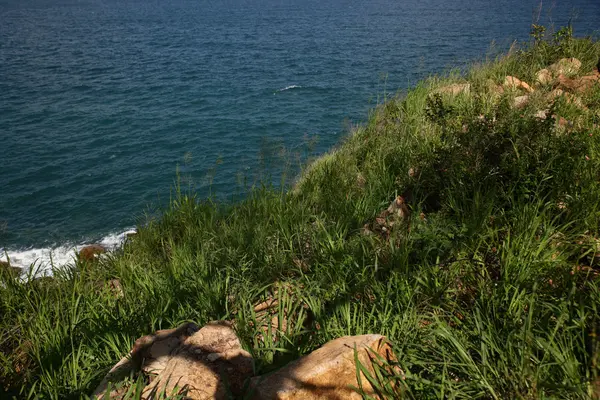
2;28;600;399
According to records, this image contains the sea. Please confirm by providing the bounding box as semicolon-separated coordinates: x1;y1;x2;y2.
1;0;599;272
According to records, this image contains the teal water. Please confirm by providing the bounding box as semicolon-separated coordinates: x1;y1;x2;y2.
1;0;599;269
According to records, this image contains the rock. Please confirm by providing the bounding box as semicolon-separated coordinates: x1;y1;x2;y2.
79;245;106;262
536;68;553;85
93;322;200;399
107;279;124;299
251;286;312;344
366;196;411;240
385;196;410;221
548;57;582;77
557;73;600;94
513;95;530;109
433;83;470;96
484;79;504;96
546;89;586;109
251;334;400;399
534;109;549;119
548;88;565;100
0;260;21;278
253;297;286;337
143;321;253;399
504;76;534;93
555;116;574;134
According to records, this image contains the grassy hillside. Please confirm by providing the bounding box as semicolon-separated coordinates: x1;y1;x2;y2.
2;28;600;399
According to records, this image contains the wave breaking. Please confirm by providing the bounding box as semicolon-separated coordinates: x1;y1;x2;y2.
275;85;302;93
0;228;137;276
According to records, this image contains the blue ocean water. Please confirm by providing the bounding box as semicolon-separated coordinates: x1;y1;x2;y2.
1;0;599;268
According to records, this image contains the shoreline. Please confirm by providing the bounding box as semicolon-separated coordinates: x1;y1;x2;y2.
0;228;137;274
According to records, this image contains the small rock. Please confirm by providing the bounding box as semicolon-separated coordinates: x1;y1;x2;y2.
513;95;529;109
548;88;565;100
386;196;410;221
107;279;124;299
534;109;549;119
79;245;106;262
143;321;253;400
433;83;470;96
536;68;553;85
252;286;312;343
251;334;400;399
366;196;411;240
484;79;504;96
504;76;534;93
555;116;574;134
548;57;582;77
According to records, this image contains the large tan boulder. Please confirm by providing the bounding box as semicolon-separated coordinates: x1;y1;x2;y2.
143;321;253;399
536;68;553;85
251;334;399;399
93;322;200;399
548;57;582;77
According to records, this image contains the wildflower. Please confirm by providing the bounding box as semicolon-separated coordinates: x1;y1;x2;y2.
585;155;590;161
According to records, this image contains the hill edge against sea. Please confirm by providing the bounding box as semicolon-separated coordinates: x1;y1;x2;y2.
2;29;600;398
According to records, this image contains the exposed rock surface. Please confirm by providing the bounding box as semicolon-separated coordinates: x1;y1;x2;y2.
143;321;253;399
548;57;582;77
484;79;504;97
94;321;400;400
535;58;586;87
79;245;106;262
534;109;549;120
250;285;313;347
546;88;586;109
362;196;410;239
251;334;399;400
504;76;534;93
93;322;200;399
536;68;553;85
513;95;530;109
253;297;287;339
557;72;600;94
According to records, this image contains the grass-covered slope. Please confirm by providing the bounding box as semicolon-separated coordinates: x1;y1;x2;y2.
2;30;600;399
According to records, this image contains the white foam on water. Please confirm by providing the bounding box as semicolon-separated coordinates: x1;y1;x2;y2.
0;228;137;276
275;85;301;93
